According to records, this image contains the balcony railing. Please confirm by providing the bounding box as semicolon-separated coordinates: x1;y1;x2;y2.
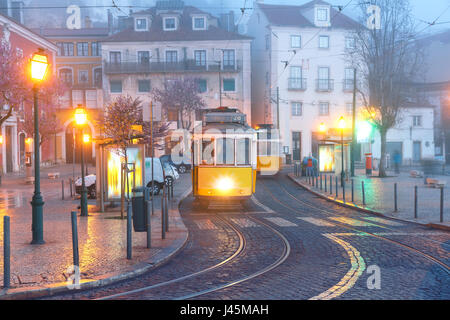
343;79;354;91
104;60;241;74
288;78;307;91
316;79;334;92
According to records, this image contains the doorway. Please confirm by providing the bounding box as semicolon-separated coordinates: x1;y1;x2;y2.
292;131;301;161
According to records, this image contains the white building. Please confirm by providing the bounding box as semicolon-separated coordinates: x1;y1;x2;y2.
101;1;252;136
370;104;435;167
247;0;360;163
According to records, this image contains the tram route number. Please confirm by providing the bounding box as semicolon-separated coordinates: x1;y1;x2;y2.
179;304;269;318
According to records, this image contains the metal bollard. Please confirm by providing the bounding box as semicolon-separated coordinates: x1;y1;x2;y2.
342;180;346;203
394;183;398;212
440;187;444;223
315;175;318;188
330;175;333;195
335;176;338;198
324;174;327;193
71;211;79;268
62;180;65;200
414;186;418;219
145;188;151;249
165;190;169;232
69;178;73;198
3;216;10;289
320;173;323;190
127;201;132;259
161;186;166;240
351;179;354;203
362;181;366;206
312;174;315;187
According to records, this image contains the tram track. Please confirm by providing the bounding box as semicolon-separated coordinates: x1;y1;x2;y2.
259;177;450;275
91;203;290;300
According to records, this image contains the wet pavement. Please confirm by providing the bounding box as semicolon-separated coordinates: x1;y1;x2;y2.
0;165;189;294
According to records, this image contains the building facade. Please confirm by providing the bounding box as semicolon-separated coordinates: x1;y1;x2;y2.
36;23;110;164
100;1;252;144
247;0;360;163
0;12;57;173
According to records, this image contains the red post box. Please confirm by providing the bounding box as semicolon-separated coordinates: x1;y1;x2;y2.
365;153;372;175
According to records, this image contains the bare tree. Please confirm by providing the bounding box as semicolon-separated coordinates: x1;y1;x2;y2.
152;77;206;131
350;0;424;177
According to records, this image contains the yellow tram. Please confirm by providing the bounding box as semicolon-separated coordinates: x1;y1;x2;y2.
192;107;257;206
256;124;282;176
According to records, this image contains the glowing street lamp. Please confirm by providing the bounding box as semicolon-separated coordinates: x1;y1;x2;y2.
75;105;88;217
30;49;49;245
319;122;327;134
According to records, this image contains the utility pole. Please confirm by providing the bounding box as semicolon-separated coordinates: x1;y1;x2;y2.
351;68;357;177
219;60;222;106
276;87;280;129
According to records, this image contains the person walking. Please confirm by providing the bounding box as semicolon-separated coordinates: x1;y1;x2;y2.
393;150;401;175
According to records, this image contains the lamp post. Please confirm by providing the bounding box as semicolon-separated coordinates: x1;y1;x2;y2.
0;135;3;186
338;116;346;187
30;49;49;245
75;106;88;217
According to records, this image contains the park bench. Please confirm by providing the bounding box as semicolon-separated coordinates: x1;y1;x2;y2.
425;178;446;188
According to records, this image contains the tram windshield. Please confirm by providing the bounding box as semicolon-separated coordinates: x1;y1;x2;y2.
200;136;251;166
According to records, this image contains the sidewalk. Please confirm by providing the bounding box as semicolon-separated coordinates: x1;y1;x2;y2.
289;168;450;231
0;165;190;299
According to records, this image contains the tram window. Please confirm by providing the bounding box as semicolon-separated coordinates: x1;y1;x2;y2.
236;138;250;165
216;138;235;165
201;139;214;165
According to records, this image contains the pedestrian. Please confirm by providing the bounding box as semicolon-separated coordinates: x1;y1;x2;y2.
393;150;401;175
306;154;314;177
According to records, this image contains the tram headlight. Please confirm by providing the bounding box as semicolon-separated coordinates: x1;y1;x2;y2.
216;177;234;192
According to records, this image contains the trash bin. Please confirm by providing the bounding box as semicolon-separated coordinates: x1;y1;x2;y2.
132;187;148;232
365;153;373;175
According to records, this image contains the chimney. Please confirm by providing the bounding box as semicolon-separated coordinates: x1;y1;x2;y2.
107;9;113;35
85;16;92;28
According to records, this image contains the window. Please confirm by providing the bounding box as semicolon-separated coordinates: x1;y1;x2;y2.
135;18;147;30
78;70;88;84
201;138;214;165
193;17;206;30
194;50;206;66
346;103;353;115
223;78;235;92
291;35;301;48
94;68;102;88
196;79;207;93
58;42;74;56
223;49;235;69
289;66;304;89
167;108;179;121
345;37;356;49
216;138;235;165
317;8;328;21
291;102;302;116
236;138;250;165
110;80;122;93
138;51;150;64
319;35;329;48
77;42;89;56
265;34;270;50
413;116;422;127
110;51;121;64
165;50;178;63
164;17;176;30
138;80;151;93
91;42;101;56
344;68;354;90
59;68;73;84
319;102;329;116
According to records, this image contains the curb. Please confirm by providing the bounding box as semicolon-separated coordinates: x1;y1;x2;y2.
0;188;192;300
287;174;450;232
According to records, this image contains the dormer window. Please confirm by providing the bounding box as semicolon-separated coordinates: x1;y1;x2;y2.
163;17;177;31
317;8;328;21
193;16;206;30
135;18;148;31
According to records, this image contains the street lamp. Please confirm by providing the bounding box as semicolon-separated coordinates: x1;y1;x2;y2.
75;106;88;217
338;116;346;187
0;135;3;186
319;122;326;134
30;49;49;245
